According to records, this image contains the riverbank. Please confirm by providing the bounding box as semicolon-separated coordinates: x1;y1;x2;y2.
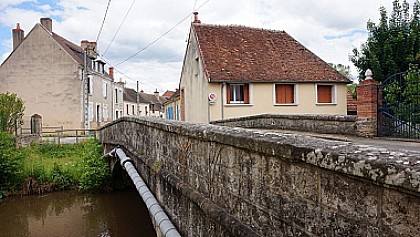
0;132;110;198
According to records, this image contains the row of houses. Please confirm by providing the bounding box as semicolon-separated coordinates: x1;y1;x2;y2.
0;14;350;130
0;18;168;130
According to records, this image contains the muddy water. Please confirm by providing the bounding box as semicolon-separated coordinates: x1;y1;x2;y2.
0;189;157;237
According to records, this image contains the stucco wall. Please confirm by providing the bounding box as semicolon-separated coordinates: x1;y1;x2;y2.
99;116;420;237
180;28;209;123
0;25;82;128
208;83;348;122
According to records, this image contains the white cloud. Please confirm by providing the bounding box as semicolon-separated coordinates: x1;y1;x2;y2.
0;0;418;92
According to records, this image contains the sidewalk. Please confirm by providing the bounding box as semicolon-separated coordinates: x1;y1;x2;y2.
256;129;420;153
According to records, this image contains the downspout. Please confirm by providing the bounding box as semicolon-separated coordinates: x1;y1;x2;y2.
221;82;225;120
110;148;181;237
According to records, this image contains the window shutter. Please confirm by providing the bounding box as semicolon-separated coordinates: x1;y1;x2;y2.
226;84;231;104
318;85;332;103
276;84;294;104
244;84;250;104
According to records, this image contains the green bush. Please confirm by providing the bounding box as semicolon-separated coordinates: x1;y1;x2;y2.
77;139;110;190
17;139;110;194
0;132;22;194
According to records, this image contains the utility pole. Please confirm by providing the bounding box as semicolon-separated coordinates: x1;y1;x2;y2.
137;81;139;115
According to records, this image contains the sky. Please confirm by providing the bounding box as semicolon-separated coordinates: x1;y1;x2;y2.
0;0;417;93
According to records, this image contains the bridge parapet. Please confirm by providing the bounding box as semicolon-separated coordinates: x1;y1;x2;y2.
99;116;420;237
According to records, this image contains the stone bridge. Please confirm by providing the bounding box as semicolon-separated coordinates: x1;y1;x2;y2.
98;116;420;237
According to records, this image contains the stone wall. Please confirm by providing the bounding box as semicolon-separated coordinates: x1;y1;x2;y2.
99;116;420;237
211;114;358;135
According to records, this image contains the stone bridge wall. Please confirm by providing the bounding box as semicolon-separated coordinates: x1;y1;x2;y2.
98;116;420;237
211;114;359;136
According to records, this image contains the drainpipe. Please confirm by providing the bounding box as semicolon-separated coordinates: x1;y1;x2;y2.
111;148;181;237
221;82;225;120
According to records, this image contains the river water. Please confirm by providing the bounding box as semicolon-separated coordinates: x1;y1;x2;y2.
0;189;157;237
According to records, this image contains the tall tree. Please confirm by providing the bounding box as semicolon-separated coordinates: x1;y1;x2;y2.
350;0;420;81
0;92;25;134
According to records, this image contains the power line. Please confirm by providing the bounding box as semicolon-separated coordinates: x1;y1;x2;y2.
115;0;210;66
102;0;136;57
96;0;112;43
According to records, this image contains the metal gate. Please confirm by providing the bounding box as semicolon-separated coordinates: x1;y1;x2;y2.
377;69;420;139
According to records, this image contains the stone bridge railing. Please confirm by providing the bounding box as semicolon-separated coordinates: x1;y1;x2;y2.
98;116;420;237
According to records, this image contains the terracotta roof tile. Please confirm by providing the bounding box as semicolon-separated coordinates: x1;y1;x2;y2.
193;24;350;83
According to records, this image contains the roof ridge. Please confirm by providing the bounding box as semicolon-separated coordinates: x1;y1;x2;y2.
194;23;286;34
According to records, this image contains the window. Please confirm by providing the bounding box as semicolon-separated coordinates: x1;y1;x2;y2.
126;104;129;115
116;111;119;119
103;104;108;120
132;105;135;115
87;76;93;95
316;84;335;104
227;83;250;104
115;88;118;103
102;81;108;98
275;84;295;104
96;104;101;122
98;63;103;74
88;102;93;122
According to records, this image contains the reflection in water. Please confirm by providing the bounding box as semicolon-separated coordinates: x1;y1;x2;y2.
0;190;156;237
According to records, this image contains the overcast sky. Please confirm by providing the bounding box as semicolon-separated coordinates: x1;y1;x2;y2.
0;0;417;93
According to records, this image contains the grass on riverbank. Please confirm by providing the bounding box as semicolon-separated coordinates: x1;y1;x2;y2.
0;132;110;198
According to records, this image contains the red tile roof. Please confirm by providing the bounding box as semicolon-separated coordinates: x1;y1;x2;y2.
193;24;350;83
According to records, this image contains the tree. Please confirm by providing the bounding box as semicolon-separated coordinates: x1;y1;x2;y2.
0;92;25;134
350;0;420;81
329;63;357;97
328;63;352;79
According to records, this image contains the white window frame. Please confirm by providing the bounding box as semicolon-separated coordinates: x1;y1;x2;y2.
273;83;298;106
315;84;337;105
224;83;253;106
230;84;245;104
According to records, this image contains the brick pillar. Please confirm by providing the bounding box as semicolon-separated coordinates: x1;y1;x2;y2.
356;70;380;137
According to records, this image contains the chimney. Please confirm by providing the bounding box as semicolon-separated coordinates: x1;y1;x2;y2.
81;40;97;59
109;67;114;79
193;12;201;24
12;23;24;50
40;18;52;32
154;89;159;98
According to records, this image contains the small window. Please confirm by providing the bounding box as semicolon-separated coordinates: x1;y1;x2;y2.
87;76;93;95
102;81;108;98
227;83;250;104
132;105;135;114
116;111;119;119
126;104;129;115
317;84;335;104
275;84;295;104
115;88;118;103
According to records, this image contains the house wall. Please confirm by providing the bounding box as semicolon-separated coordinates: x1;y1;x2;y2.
164;98;181;120
113;83;124;120
88;72;114;129
180;28;210;123
208;83;348;122
0;24;82;128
